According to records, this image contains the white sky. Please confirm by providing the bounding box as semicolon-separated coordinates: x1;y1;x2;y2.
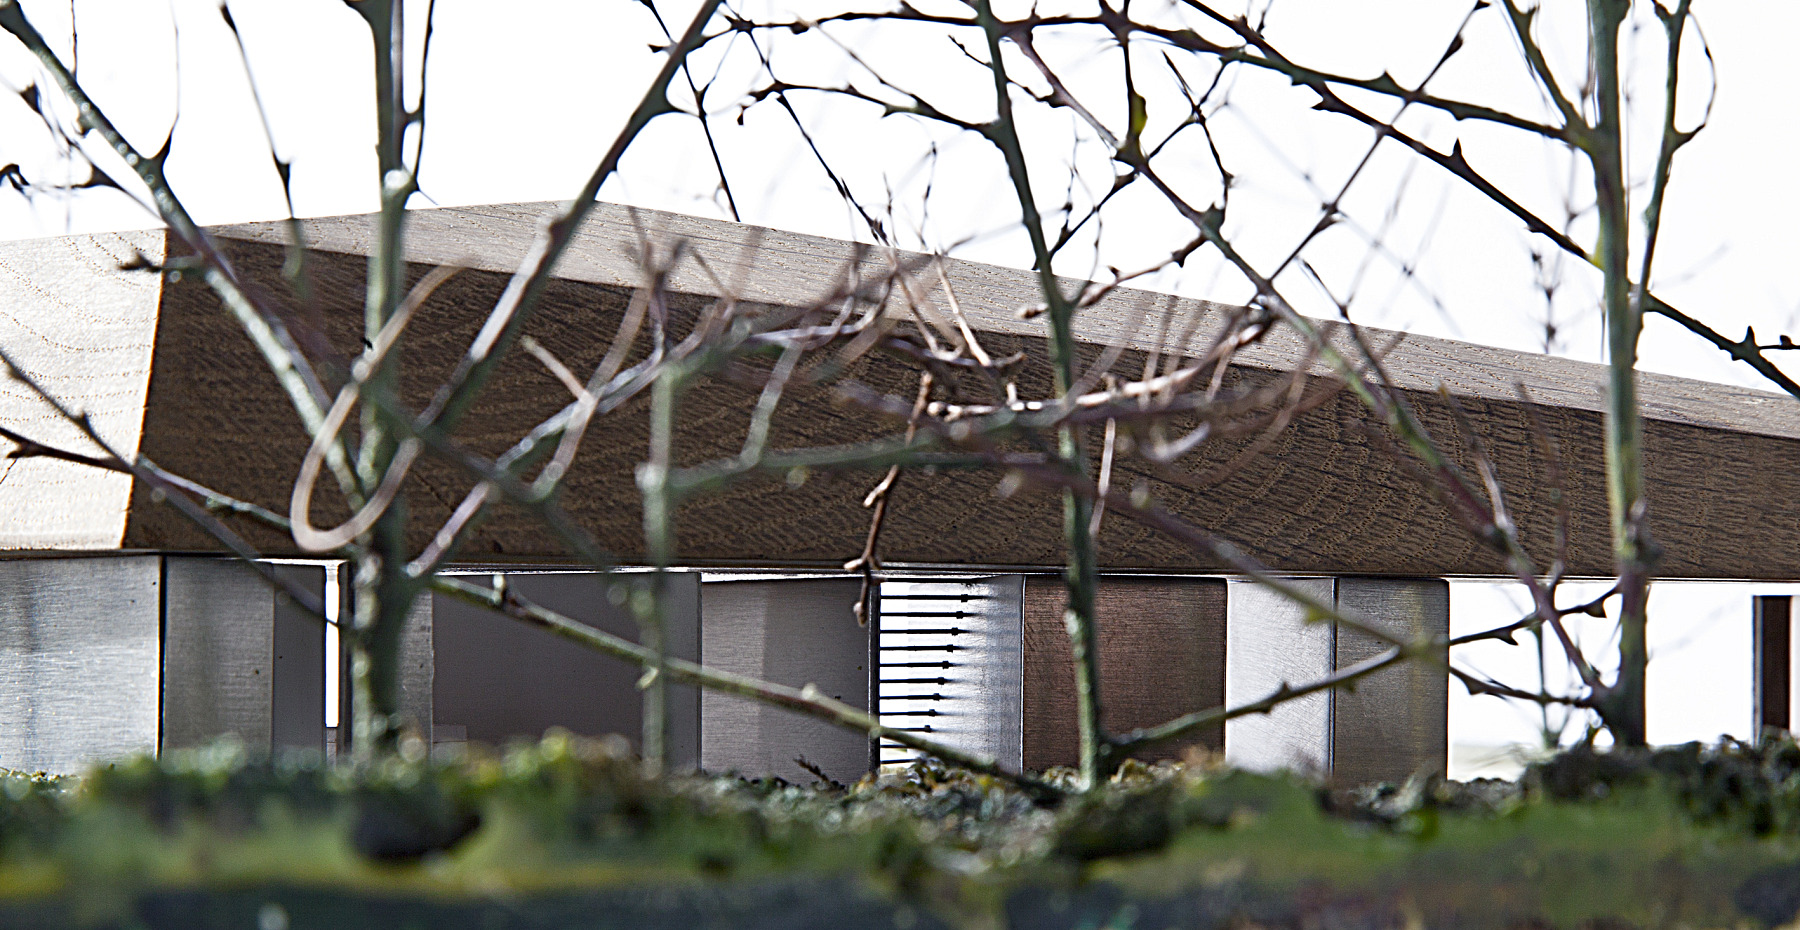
0;0;1794;776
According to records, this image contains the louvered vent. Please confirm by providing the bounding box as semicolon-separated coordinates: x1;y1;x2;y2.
873;576;1024;769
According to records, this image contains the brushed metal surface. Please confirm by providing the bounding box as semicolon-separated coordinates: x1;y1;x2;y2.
1022;576;1226;769
270;564;327;751
331;573;437;747
700;578;870;784
1332;577;1449;784
431;571;699;766
162;559;327;752
1225;577;1448;783
400;587;434;742
1224;577;1335;776
876;576;1025;771
162;558;274;751
0;556;161;773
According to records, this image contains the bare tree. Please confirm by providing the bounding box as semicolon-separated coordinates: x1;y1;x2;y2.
0;0;1776;792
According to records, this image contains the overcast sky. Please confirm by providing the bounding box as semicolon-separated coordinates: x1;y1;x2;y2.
0;0;1793;774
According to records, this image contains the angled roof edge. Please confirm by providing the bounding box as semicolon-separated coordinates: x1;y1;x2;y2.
185;200;1799;443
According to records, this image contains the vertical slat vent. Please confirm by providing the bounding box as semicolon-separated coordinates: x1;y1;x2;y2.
875;577;1024;768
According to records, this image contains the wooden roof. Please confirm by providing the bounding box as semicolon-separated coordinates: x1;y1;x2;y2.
1;202;1795;578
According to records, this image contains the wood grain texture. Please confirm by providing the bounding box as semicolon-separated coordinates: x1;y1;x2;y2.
213;202;1800;440
1755;595;1792;735
0;231;164;549
2;205;1797;578
1022;576;1226;770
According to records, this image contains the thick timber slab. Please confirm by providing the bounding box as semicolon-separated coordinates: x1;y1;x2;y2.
0;204;1796;578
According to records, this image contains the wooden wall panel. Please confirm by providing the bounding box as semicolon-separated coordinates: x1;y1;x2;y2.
1022;576;1226;770
1755;595;1793;737
0;231;164;549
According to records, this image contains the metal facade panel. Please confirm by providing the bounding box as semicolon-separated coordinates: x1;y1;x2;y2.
876;576;1024;771
701;578;869;784
1224;577;1335;776
400;588;434;742
1225;577;1448;784
0;556;161;773
270;564;327;751
1332;577;1449;784
430;571;698;766
161;558;275;751
161;559;327;753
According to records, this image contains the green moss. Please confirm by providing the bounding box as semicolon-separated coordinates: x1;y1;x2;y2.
6;737;1800;927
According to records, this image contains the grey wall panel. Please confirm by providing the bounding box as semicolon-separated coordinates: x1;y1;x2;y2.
400;588;434;741
1225;577;1448;784
1224;578;1335;776
431;571;698;766
332;575;435;747
701;578;869;785
163;559;327;753
1332;577;1449;785
270;564;327;751
663;574;701;767
162;558;275;751
0;556;161;774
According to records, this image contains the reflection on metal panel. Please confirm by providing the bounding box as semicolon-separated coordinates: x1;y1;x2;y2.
163;558;327;753
431;571;699;766
1754;595;1793;738
876;577;1024;770
700;578;869;785
270;564;327;751
1224;578;1335;776
0;556;161;774
1225;577;1448;784
1333;577;1448;785
400;588;434;742
162;558;273;751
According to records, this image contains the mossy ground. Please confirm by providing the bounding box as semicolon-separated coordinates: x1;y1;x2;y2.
5;736;1800;928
